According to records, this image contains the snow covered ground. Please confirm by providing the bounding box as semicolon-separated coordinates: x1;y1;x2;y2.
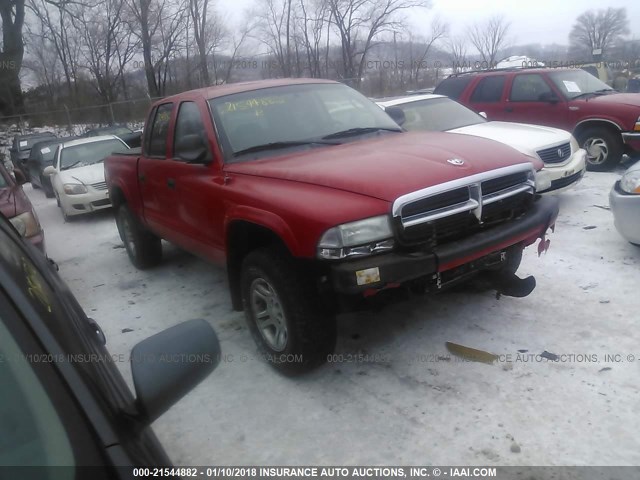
25;162;640;466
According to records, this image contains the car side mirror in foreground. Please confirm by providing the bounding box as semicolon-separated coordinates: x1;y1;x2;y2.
43;166;57;176
384;106;406;126
130;319;220;424
478;112;488;119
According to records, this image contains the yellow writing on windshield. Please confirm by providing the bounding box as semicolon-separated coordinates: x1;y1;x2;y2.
220;96;286;115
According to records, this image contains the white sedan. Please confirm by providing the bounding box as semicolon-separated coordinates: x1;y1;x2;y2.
377;94;587;193
44;136;129;220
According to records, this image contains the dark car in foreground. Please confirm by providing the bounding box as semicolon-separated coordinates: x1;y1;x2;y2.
82;125;142;148
0;213;220;473
28;136;78;197
0;163;45;252
9;132;57;180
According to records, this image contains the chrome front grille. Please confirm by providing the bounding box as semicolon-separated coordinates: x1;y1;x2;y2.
392;163;536;246
91;181;108;190
537;143;571;164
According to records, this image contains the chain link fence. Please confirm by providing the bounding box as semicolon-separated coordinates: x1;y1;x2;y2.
0;97;162;135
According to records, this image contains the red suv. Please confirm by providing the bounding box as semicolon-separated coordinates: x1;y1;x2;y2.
434;67;640;171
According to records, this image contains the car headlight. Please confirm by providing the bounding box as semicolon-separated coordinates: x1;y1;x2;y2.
10;210;41;238
63;183;88;195
317;215;394;260
570;135;579;153
534;169;553;192
634;115;640;132
620;169;640;194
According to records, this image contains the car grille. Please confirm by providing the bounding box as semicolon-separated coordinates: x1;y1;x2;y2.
91;181;108;190
92;198;111;207
393;164;536;247
537;143;571;164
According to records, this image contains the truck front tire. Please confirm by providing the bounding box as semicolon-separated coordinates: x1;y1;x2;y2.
240;247;337;375
578;127;623;171
116;205;163;269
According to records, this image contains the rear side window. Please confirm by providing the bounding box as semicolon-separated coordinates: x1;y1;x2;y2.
470;76;506;102
147;103;173;157
509;74;553;102
433;76;473;99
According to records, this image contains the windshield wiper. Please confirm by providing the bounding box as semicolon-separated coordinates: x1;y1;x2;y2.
233;140;338;157
61;161;81;171
322;127;403;140
572;88;615;100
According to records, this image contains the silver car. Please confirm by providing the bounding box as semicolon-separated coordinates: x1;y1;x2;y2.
610;161;640;245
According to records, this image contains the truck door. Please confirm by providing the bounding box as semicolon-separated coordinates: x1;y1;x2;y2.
137;102;181;241
501;73;569;129
166;100;226;264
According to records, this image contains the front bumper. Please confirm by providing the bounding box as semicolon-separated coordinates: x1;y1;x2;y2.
331;196;559;294
609;181;640;244
622;132;640;154
538;149;587;193
60;188;112;216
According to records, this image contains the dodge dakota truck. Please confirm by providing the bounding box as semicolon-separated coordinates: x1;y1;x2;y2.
105;78;559;374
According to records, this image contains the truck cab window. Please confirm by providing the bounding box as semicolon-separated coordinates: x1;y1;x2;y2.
174;102;208;160
148;103;173;157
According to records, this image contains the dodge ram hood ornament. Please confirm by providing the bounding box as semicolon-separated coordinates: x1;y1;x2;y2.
447;158;465;166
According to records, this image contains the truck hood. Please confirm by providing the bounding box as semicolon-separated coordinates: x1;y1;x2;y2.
58;163;106;186
449;121;572;157
225;131;538;202
576;93;640;108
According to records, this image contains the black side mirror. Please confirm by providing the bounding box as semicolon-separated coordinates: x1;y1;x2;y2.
539;91;559;104
385;106;406;126
130;319;220;424
176;134;209;163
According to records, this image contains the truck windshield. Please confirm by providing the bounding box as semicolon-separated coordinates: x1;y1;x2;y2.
388;97;487;132
60;139;128;170
548;69;615;100
208;83;402;162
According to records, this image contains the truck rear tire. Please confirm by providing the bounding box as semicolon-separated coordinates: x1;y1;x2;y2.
240;246;337;375
116;205;162;269
578;127;623;171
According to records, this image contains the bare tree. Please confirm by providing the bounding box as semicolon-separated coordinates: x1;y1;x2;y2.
0;0;26;115
23;12;62;104
328;0;431;86
256;0;297;77
188;0;224;86
407;16;447;86
569;7;629;61
468;15;510;69
447;35;467;73
297;0;327;77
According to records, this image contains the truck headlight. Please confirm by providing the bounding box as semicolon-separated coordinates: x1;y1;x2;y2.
10;210;41;238
63;183;88;195
317;215;394;260
534;169;553;192
620;169;640;194
634;116;640;132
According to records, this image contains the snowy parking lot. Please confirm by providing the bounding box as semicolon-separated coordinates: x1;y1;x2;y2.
26;162;640;466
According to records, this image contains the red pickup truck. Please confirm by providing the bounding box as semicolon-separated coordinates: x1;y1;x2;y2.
105;78;559;374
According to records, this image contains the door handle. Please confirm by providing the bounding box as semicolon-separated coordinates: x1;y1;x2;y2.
138;173;146;182
167;178;176;189
505;106;514;112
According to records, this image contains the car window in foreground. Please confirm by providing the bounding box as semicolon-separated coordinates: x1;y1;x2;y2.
209;83;401;161
396;97;487;132
60;139;127;170
0;319;75;471
548;69;614;99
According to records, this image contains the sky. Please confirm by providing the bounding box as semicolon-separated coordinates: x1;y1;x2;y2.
222;0;639;48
